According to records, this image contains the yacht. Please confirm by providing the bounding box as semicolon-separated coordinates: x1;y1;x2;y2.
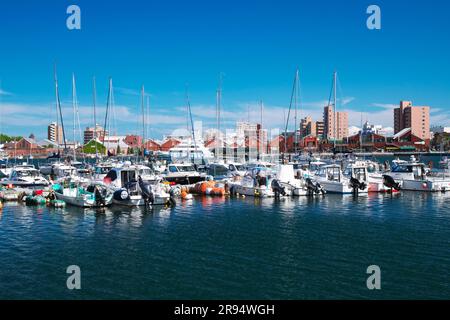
0;164;50;187
168;138;213;164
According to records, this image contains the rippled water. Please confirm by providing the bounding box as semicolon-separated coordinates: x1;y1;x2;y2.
1;192;450;299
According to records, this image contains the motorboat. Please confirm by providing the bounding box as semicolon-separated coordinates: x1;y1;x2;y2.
385;161;450;192
207;163;229;181
343;161;395;193
53;182;113;208
50;163;90;185
104;164;170;206
277;164;324;196
163;163;209;185
227;162;246;177
228;167;279;198
0;164;50;187
312;164;368;194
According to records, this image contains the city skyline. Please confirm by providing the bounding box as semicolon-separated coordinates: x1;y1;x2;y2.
1;0;450;139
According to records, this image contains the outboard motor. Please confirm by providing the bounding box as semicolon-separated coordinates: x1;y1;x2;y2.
305;178;325;195
94;186;106;207
138;176;154;207
87;184;106;207
382;175;401;192
349;177;367;195
168;187;178;206
271;179;286;198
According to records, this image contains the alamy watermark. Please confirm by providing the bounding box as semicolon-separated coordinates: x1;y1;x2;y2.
367;5;381;30
66;5;81;30
66;265;81;290
366;265;381;290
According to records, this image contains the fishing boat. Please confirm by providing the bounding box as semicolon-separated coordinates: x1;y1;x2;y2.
104;164;170;206
385;160;450;192
343;161;396;193
277;164;325;196
313;164;368;194
0;164;50;187
228;167;279;198
53;182;112;207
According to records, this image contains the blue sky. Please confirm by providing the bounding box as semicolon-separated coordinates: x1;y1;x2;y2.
1;0;449;140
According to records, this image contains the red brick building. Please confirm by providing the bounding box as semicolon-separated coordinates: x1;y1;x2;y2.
160;138;181;151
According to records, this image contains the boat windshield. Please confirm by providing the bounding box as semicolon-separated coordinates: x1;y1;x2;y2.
231;164;245;171
178;166;195;172
138;168;152;176
392;165;413;173
16;170;39;178
95;166;112;174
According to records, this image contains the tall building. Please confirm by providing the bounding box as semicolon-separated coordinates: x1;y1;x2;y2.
300;117;326;139
336;112;349;140
315;121;324;138
394;101;430;140
323;105;349;140
47;122;63;144
300;116;317;137
236;121;259;137
83;125;107;144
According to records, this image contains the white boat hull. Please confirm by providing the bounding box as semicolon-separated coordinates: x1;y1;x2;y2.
232;185;274;197
55;190;113;208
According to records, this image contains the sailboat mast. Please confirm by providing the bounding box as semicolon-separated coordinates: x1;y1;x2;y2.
216;74;222;137
141;85;145;156
333;71;337;149
186;87;198;163
294;68;299;154
283;70;297;156
54;64;67;152
102;78;112;155
92;77;98;158
72;73;77;160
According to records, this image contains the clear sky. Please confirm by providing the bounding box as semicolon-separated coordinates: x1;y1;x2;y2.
1;0;449;140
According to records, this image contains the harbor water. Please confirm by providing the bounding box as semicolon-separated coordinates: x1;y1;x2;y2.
1;191;449;299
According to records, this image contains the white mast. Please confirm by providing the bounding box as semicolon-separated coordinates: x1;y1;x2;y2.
72;73;77;160
333;71;337;149
92;77;98;158
141;85;145;156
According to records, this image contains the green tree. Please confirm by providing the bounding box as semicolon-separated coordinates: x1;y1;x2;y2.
82;140;106;154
